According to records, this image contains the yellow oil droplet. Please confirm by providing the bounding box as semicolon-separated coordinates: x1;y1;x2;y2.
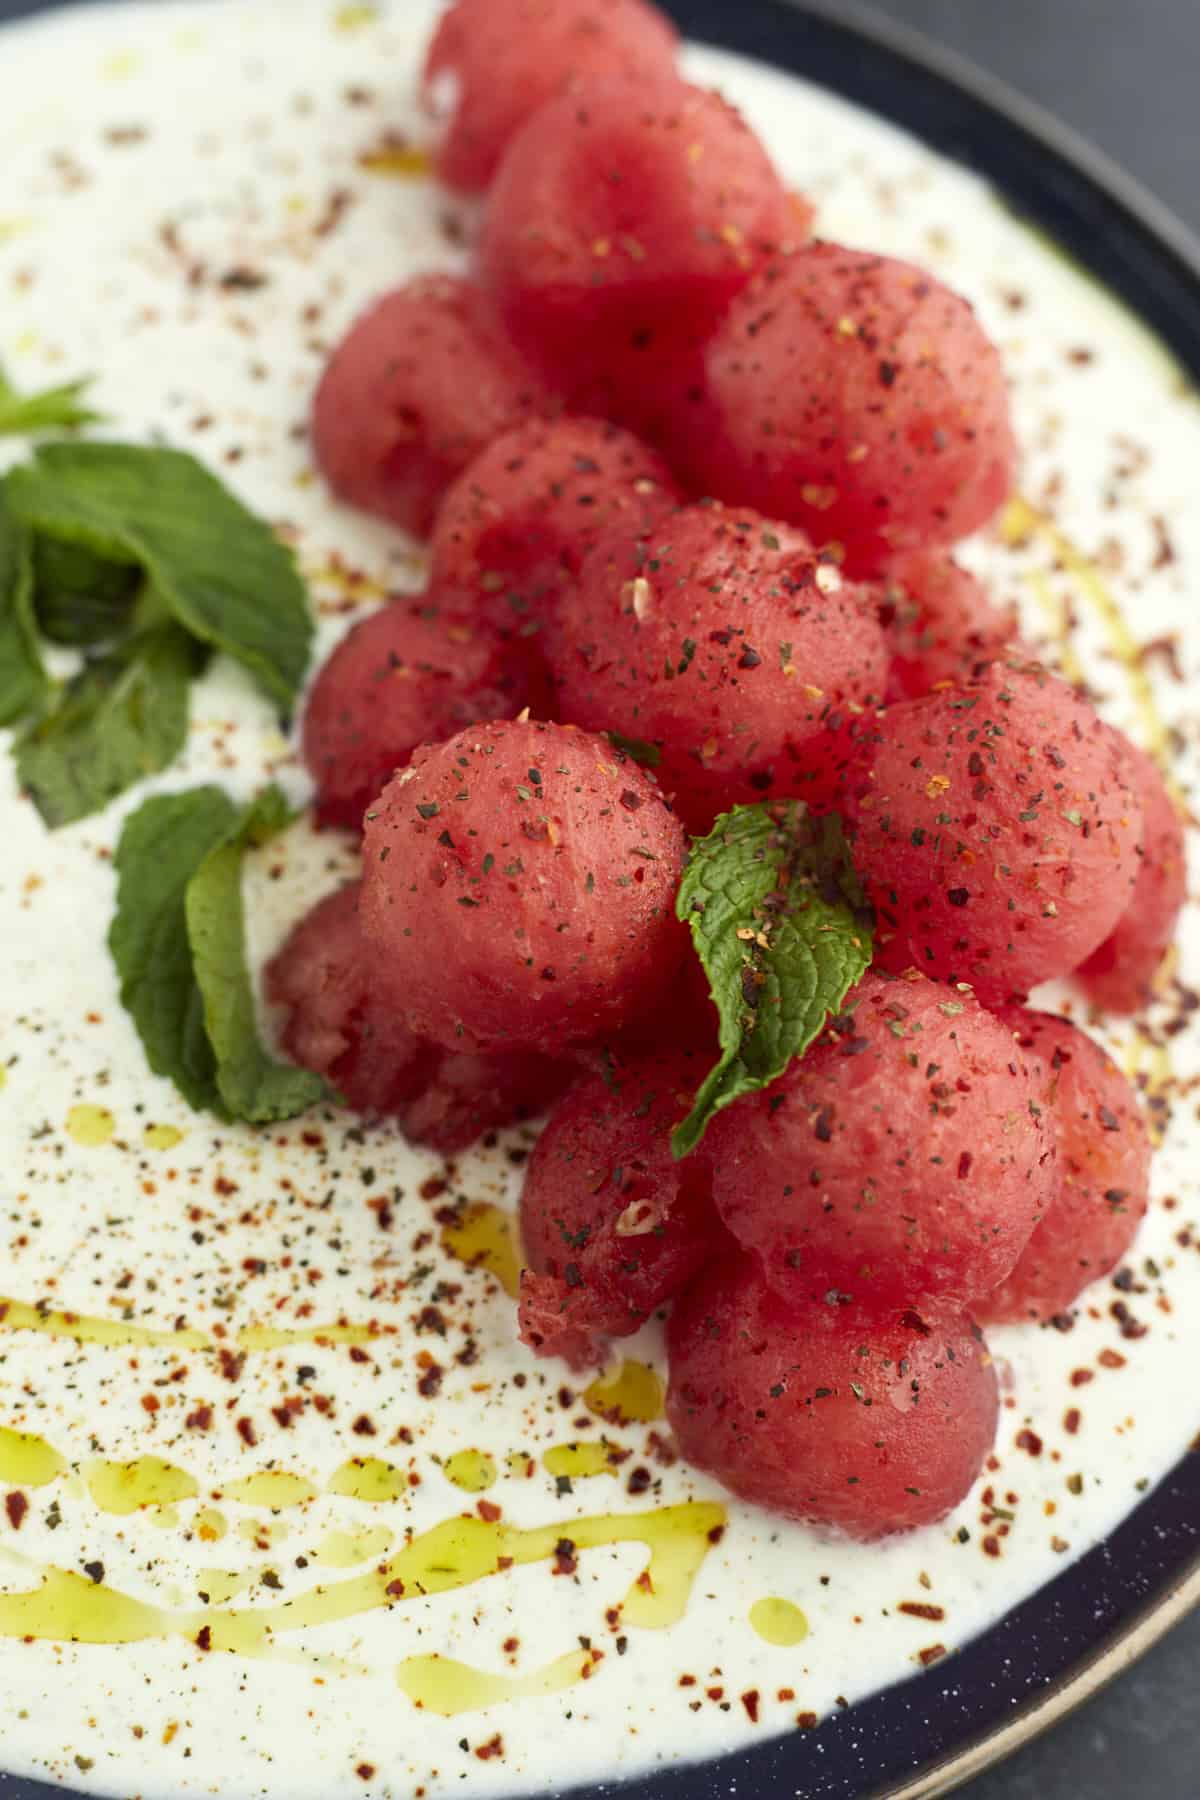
505;1451;535;1479
0;1066;7;1091
222;1473;317;1510
0;1296;210;1351
194;1509;228;1544
237;1516;291;1548
200;1568;256;1606
85;1457;198;1517
0;219;33;245
543;1441;622;1481
147;1505;182;1533
0;1502;723;1662
441;1203;521;1299
143;1123;184;1151
235;1322;385;1351
583;1360;664;1426
358;142;431;179
65;1104;115;1148
749;1596;810;1647
0;1568;169;1644
313;1526;394;1570
326;1457;408;1505
334;2;378;29
396;1648;594;1717
0;1427;66;1489
101;49;142;78
442;1451;497;1494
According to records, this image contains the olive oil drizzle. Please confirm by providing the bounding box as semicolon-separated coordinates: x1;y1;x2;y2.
0;1502;725;1659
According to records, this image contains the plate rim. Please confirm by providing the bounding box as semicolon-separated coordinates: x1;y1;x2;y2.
0;3;1198;1800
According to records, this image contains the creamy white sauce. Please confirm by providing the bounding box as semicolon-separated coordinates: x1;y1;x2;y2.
1;3;1199;1796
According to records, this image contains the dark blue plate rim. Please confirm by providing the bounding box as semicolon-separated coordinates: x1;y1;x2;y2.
0;1;1198;1797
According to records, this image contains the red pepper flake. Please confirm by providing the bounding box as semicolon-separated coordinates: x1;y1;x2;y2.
195;1626;212;1652
898;1601;945;1622
982;1535;1001;1558
1070;1368;1095;1388
1063;1408;1082;1435
385;1579;406;1598
477;1499;502;1523
218;1349;246;1383
553;1538;578;1576
356;1764;376;1781
741;1690;761;1723
917;1644;947;1667
795;1711;818;1730
1015;1428;1043;1457
474;1735;504;1762
619;790;643;811
419;1177;448;1201
236;1416;258;1447
1098;1349;1127;1370
5;1492;28;1530
141;1394;159;1414
185;1406;213;1432
777;1687;796;1703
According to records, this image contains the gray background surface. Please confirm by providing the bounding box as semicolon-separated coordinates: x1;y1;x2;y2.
0;1;1198;1797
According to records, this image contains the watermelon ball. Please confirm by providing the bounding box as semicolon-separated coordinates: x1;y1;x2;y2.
312;276;556;537
545;502;888;832
428;416;681;639
360;717;687;1054
706;971;1054;1306
1078;742;1187;1013
880;550;1019;702
302;594;536;831
518;1048;721;1366
978;1009;1151;1322
480;77;799;430
421;0;680;194
266;884;568;1152
698;243;1017;573
848;663;1144;1002
666;1252;998;1535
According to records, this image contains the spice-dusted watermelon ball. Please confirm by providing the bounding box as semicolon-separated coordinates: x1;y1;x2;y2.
849;664;1143;1002
266;884;568;1152
302;595;536;830
428;417;681;639
545;502;888;831
360;718;687;1053
1078;742;1187;1013
312;276;556;537
699;244;1017;573
480;78;799;424
518;1048;721;1365
979;1010;1151;1322
706;972;1053;1306
880;550;1018;702
421;0;680;194
666;1253;998;1535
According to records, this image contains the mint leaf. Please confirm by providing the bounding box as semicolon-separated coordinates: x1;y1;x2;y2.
110;785;326;1124
0;364;102;437
32;536;140;647
186;787;326;1124
0;483;49;726
110;786;239;1112
6;443;313;711
15;625;195;828
671;803;873;1158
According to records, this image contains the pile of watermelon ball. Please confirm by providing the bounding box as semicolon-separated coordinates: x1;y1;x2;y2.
268;0;1187;1539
